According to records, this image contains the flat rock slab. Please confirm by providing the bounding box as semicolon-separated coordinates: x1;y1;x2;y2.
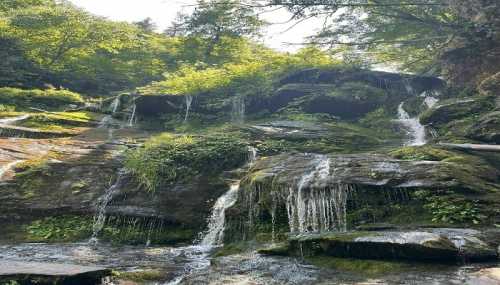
284;229;498;262
0;261;112;285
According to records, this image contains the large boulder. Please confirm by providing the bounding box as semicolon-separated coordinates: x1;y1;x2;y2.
420;97;494;126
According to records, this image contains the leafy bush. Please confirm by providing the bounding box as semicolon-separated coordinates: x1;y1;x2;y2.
125;133;247;192
0;87;83;110
26;215;92;241
414;190;484;225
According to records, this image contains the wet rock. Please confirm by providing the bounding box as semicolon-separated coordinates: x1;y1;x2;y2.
420;97;493;126
283;229;498;262
466;111;500;143
0;124;76;138
0;261;111;285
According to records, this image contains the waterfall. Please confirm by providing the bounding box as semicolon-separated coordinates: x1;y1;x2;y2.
231;96;245;124
128;104;136;127
184;95;193;123
111;96;120;113
200;183;240;246
397;102;426;146
0;114;30;125
248;146;258;167
0;160;24;180
89;169;127;244
286;155;351;234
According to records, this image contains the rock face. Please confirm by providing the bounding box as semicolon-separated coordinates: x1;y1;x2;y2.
420;98;492;126
273;228;498;262
224;151;500;242
135;68;445;121
467;111;500;143
0;261;111;285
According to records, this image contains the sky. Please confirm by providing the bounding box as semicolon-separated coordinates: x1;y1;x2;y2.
68;0;324;51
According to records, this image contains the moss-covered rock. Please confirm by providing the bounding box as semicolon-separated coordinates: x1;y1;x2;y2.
466;111;500;143
271;229;498;262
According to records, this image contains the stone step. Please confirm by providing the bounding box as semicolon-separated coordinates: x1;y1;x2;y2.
0;261;112;285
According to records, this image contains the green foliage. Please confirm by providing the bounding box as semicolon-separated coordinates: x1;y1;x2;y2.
125;133;247;192
389;146;456;161
414;190;484;225
0;87;83;110
139;46;338;98
26;215;92;242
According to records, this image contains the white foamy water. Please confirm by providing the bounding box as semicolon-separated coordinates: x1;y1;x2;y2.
89;169;127;244
0;114;30;125
397;102;426;146
201;183;241;246
184;95;193;123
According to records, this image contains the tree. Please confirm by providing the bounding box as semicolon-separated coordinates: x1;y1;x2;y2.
172;0;265;58
264;0;500;85
134;17;156;33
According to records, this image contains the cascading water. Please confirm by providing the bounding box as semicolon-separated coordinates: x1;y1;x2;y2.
201;183;241;246
397;102;426;146
184;95;193;123
231;96;245;124
286;155;351;234
89;169;127;245
165;147;257;285
111;96;120;113
0;114;30;125
128;104;137;127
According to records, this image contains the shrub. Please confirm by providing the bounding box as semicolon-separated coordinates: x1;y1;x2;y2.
125;133;247;192
0;87;84;110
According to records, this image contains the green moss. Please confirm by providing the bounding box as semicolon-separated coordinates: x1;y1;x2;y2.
389;146;456;161
0;87;84;111
306;256;410;277
125;133;248;192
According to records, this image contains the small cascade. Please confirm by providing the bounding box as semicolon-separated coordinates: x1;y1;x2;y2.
0;114;30;125
201;183;240;246
111;96;121;113
397;102;426;146
128;104;137;127
286;155;352;234
420;90;440;109
0;160;24;180
231;96;245;124
89;169;127;244
184;95;193;123
247;146;258;167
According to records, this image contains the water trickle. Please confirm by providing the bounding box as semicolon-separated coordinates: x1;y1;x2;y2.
247;146;258;167
128;104;136;127
397;102;426;146
184;95;193;123
111;96;120;113
231;96;245;124
89;169;127;245
0;114;30;125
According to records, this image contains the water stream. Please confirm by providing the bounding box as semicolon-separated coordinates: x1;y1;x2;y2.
128;104;137;127
397;102;427;146
183;95;193;123
111;96;120;113
231;96;245;124
89;169;127;245
0;114;30;125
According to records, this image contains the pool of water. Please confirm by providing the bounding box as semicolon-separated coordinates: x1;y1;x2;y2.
0;243;498;284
